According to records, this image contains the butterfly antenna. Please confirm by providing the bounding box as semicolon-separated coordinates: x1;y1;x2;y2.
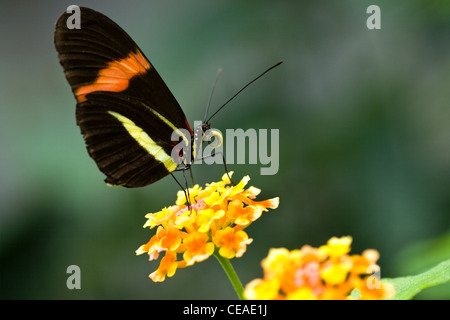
205;60;283;124
203;68;223;124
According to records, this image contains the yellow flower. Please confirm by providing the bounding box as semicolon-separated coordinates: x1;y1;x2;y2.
244;236;394;300
136;172;279;282
319;236;352;258
320;258;352;285
245;279;281;300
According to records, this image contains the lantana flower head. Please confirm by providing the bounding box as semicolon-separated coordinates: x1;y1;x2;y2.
136;172;279;282
244;236;395;300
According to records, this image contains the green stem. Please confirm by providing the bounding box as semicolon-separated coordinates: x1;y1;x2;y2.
214;250;245;300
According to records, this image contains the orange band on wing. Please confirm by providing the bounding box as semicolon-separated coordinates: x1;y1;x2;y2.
75;51;150;102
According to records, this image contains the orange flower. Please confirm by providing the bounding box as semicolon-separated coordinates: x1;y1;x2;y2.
149;251;178;282
212;227;253;259
244;236;394;300
136;172;279;282
182;231;215;265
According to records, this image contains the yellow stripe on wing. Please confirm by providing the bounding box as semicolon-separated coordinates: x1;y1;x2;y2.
108;111;178;172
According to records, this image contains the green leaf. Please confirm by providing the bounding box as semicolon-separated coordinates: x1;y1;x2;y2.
383;259;450;300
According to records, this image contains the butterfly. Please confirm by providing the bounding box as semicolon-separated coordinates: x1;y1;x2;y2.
54;6;282;188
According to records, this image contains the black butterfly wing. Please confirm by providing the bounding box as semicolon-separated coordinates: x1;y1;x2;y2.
54;7;192;187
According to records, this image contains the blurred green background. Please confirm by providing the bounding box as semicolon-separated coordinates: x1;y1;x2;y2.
1;0;449;299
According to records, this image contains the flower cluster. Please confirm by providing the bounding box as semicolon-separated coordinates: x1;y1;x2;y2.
244;236;394;300
136;172;279;282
